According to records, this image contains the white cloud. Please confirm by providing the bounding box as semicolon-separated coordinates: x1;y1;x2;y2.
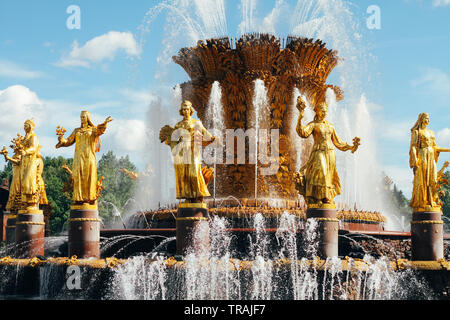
410;67;450;96
120;88;158;110
377;120;412;143
0;86;81;159
433;0;450;7
56;31;141;68
0;85;149;165
100;118;147;155
383;164;414;198
437;128;450;146
0;85;45;139
260;0;287;34
0;60;45;79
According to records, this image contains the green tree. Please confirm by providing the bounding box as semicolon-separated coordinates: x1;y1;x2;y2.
42;156;73;234
0;161;12;184
97;151;138;226
0;151;139;234
439;171;450;227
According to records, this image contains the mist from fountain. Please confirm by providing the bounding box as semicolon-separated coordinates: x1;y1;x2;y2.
104;212;437;300
205;81;225;199
78;0;444;300
252;79;270;200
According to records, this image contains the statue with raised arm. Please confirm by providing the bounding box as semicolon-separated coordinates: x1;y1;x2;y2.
295;96;360;207
56;110;112;206
0;134;24;212
409;113;450;212
36;147;48;206
159;100;216;203
121;164;153;181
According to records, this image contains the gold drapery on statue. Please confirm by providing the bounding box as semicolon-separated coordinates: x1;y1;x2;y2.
295;97;360;207
56;110;112;205
20;119;42;210
409;113;450;212
160;100;215;203
1;134;24;212
36;154;48;205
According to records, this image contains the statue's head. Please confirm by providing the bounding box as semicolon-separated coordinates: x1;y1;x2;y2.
314;102;328;121
179;100;195;117
24;119;35;132
418;112;430;126
412;112;430;131
80;110;94;127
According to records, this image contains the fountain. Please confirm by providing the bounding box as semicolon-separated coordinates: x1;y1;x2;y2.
0;2;449;302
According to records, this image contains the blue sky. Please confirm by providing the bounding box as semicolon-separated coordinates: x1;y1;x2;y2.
0;0;449;199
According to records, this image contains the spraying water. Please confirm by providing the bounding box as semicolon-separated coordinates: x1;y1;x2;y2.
205;81;225;199
252;79;270;200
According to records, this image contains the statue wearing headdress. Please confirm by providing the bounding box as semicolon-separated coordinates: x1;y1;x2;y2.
36;148;48;206
159;100;215;203
20;119;42;210
295;97;360;207
56;110;112;205
409;113;450;212
0;134;24;212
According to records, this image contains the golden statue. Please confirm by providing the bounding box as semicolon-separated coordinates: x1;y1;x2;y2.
295;97;360;207
56;110;112;206
0;134;24;212
36;150;48;206
409;113;450;212
20;119;43;210
121;164;153;181
159;100;215;203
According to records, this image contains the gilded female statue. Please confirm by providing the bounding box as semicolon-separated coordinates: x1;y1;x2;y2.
159;100;215;203
20;119;41;209
36;149;48;206
409;113;450;211
295;97;360;206
56;110;112;205
0;134;24;211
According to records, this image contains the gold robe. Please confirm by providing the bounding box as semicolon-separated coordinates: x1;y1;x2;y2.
20;132;38;199
61;125;106;203
297;119;351;202
6;156;21;211
410;128;439;210
172;119;212;200
36;157;48;205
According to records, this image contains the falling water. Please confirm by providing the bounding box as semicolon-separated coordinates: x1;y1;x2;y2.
56;0;444;301
110;255;168;300
252;79;270;200
205;81;225;199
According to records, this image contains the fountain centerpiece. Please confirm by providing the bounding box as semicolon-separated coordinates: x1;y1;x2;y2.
173;33;343;202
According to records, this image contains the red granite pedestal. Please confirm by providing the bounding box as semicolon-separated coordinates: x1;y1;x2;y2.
68;204;101;259
15;208;45;258
176;203;210;256
411;210;443;261
306;205;339;258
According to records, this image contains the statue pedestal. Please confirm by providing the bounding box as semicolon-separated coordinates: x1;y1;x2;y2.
15;208;45;258
306;205;339;258
5;212;16;246
176;203;210;256
411;210;443;261
68;204;100;259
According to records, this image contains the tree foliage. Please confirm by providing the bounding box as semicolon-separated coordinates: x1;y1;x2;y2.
97;151;138;226
42;156;73;234
439;171;450;222
0;151;138;235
